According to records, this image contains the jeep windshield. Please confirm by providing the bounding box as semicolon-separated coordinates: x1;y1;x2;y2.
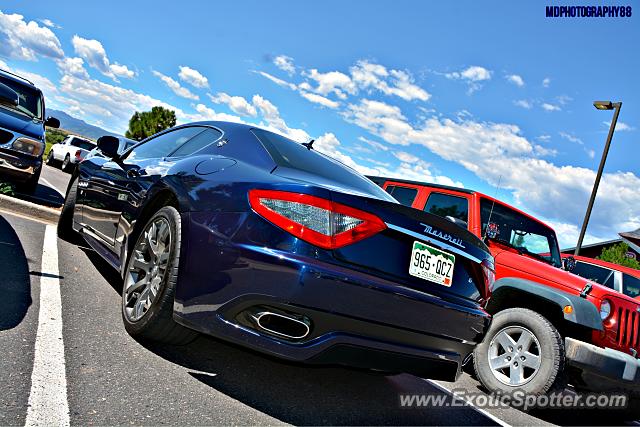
481;198;562;268
0;75;43;119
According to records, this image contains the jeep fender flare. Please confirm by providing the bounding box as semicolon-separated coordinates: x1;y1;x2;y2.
489;277;603;331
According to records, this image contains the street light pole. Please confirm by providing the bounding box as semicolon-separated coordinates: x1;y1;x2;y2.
574;101;622;256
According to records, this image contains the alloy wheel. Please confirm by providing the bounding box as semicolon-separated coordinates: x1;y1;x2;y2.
487;326;542;386
123;217;172;322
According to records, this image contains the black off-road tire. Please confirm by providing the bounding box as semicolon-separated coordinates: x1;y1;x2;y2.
62;154;72;173
57;177;81;243
121;206;197;345
46;151;56;166
474;308;565;397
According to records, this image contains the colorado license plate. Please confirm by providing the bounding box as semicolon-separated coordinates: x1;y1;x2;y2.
409;241;455;286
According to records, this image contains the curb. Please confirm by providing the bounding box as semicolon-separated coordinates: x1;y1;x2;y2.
0;193;61;224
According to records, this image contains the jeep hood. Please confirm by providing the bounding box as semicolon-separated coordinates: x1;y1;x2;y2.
494;248;598;294
0;106;44;140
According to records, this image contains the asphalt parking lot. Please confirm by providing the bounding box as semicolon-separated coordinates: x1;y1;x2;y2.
0;165;638;426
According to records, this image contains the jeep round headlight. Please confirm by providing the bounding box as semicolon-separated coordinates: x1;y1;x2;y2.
600;299;612;320
12;137;45;156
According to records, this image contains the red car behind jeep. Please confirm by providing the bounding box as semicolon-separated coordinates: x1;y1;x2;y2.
369;176;640;398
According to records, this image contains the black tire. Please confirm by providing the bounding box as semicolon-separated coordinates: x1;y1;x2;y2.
62;154;72;173
121;206;197;345
473;308;565;396
46;151;55;166
57;177;81;243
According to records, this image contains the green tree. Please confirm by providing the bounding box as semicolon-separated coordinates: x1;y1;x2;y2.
597;242;640;269
125;106;176;141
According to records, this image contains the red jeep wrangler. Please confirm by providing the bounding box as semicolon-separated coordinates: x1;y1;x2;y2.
369;176;640;397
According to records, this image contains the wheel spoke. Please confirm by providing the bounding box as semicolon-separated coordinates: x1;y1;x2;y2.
495;330;517;352
509;364;524;385
521;352;541;370
125;275;148;296
516;330;534;351
489;356;511;370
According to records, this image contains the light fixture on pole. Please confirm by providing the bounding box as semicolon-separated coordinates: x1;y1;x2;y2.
574;100;622;256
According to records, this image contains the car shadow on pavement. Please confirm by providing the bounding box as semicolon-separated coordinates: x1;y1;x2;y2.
0;215;32;330
12;182;65;208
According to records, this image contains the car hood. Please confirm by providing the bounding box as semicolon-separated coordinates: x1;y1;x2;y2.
0;107;44;140
494;248;609;295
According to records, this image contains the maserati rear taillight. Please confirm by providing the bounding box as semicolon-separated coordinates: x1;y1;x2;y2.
249;189;386;249
481;258;496;292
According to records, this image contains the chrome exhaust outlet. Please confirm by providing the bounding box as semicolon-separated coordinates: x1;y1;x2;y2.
251;311;310;340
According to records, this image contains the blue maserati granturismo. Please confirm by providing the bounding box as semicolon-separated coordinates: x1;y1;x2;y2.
58;121;494;380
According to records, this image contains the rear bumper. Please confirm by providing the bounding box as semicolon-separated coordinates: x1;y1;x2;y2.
565;337;640;392
0;149;40;182
173;211;491;380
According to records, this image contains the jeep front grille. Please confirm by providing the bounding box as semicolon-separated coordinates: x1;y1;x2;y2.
0;129;13;144
616;307;640;351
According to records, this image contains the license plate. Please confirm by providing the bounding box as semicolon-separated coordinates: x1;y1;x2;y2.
409;241;455;287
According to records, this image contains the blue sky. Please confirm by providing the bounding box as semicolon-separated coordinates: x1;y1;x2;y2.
1;0;638;248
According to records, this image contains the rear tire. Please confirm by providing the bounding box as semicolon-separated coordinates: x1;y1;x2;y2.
473;308;565;397
121;206;197;345
62;154;72;173
57;177;81;243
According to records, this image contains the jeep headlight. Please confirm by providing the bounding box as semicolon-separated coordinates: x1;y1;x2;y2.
12;137;44;156
600;299;612;320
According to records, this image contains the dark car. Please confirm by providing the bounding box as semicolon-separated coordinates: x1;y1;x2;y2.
0;69;59;192
58;122;494;380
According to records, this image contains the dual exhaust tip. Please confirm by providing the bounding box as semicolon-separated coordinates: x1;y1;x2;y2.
250;311;311;340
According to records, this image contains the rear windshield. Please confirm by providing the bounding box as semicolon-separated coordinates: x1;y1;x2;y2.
70;138;95;150
251;128;394;201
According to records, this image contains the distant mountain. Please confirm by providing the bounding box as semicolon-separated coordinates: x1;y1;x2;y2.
46;109;122;140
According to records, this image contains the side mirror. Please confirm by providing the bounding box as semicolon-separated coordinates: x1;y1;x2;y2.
0;82;19;106
45;116;60;128
97;135;120;159
563;256;577;272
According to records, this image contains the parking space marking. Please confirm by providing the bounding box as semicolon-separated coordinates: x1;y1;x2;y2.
40;177;65;197
426;380;511;427
25;225;70;427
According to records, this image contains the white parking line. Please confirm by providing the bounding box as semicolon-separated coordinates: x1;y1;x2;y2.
426;380;511;427
40;177;65;197
25;225;70;427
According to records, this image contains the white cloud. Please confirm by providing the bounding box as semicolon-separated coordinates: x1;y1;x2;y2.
542;102;561;112
299;91;340;109
305;68;356;99
587;149;595;159
188;103;245;124
506;74;525;87
537;134;551;142
55;56;90;79
513;99;532;109
0;11;64;60
358;136;389;152
559;131;583;145
178;66;209;88
38;18;61;29
152;70;199;100
208;92;257;116
542;77;551;88
603;120;635;132
394;151;420;163
273;55;295;75
350;60;431;101
252;94;310;142
71;35;135;80
444;66;492;93
254;70;298;90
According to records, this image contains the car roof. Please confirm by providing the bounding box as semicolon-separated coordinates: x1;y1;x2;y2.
368;175;555;231
0;69;39;89
562;254;640;278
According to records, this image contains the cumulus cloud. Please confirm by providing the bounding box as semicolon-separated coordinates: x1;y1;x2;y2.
71;35;135;80
208;92;257;116
542;77;551;88
252;94;310;142
304;68;356;99
350;60;431;101
152;70;199;100
299;91;340;108
56;56;90;79
273;54;295;75
38;18;61;29
0;11;64;60
445;66;492;93
506;74;524;87
603;120;635;132
178;65;209;88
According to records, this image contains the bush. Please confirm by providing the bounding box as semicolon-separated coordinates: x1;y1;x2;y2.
598;242;640;269
0;180;15;196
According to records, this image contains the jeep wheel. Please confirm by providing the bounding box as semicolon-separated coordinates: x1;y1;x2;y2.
474;308;565;396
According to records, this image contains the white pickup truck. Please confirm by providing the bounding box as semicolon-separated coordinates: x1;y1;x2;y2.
46;134;96;172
